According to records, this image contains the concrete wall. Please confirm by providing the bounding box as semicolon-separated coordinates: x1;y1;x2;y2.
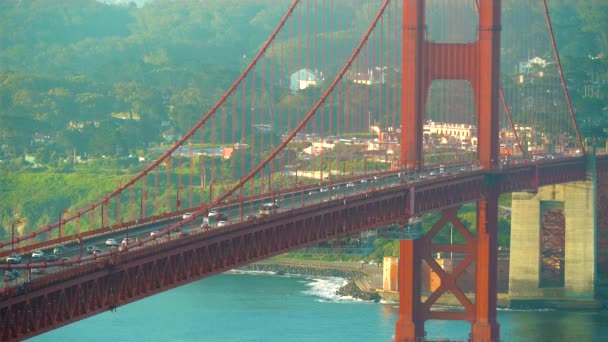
509;180;596;300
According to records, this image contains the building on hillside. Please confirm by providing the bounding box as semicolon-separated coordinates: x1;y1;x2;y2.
423;121;477;147
518;56;548;75
68;121;100;130
290;68;323;94
302;141;335;156
349;67;386;85
31;133;52;145
222;147;234;159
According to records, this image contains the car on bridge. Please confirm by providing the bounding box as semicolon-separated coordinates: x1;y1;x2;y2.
106;239;119;247
182;212;193;220
259;203;278;216
5;254;22;264
217;220;227;227
53;245;66;254
122;237;135;245
31;250;44;259
46;255;59;262
86;246;102;254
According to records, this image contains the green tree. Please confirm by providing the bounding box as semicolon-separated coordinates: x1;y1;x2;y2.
577;0;608;55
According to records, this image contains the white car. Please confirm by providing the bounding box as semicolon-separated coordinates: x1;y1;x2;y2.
31;250;44;258
182;212;192;220
105;239;119;247
53;245;66;254
150;230;160;237
86;246;102;254
346;182;355;188
5;254;22;264
319;187;329;193
217;221;227;227
122;237;135;245
208;210;217;218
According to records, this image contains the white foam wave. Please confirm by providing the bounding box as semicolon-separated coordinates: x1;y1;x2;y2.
226;269;277;276
301;276;366;303
498;307;556;312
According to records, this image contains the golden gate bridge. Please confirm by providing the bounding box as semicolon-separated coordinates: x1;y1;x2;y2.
1;0;607;341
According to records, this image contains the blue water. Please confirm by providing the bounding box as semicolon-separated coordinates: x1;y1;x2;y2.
30;271;608;342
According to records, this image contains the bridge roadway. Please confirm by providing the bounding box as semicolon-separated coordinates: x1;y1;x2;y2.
0;160;488;268
0;156;592;340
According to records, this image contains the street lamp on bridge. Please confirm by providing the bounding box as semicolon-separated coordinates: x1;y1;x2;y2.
58;209;69;240
209;179;217;202
11;219;23;253
176;186;185;211
140;191;150;220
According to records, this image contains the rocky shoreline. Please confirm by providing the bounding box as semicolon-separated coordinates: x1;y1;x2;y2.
240;259;384;302
240;259;608;310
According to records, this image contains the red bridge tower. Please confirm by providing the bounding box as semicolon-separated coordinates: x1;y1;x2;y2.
397;0;501;341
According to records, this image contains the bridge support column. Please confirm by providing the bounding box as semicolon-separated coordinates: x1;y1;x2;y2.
509;179;596;305
598;156;608;278
400;0;425;172
471;191;500;341
395;239;424;341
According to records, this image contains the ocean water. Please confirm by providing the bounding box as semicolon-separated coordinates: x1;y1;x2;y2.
29;271;608;342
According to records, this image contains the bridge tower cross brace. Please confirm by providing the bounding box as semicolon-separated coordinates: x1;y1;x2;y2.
397;0;502;341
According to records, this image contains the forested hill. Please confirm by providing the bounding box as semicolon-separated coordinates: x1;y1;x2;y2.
1;0;606;161
0;0;291;159
0;0;287;77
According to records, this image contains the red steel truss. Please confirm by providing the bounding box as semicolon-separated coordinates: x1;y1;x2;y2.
0;159;591;341
398;0;501;340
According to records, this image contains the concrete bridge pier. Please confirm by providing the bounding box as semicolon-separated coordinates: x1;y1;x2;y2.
509;159;598;307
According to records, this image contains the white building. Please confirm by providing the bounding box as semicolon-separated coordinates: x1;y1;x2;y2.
290;68;323;93
518;56;548;75
350;67;386;85
423;121;477;144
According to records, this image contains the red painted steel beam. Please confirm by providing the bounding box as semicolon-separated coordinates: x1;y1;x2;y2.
395;239;423;341
0;189;410;340
401;0;425;171
477;0;501;170
471;190;500;341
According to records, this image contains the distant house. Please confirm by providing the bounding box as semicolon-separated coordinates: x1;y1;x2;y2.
350;67;386;85
201;147;234;159
222;147;234;159
67;121;100;130
302;141;335;155
31;133;51;145
290;68;323;93
518;57;548;75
